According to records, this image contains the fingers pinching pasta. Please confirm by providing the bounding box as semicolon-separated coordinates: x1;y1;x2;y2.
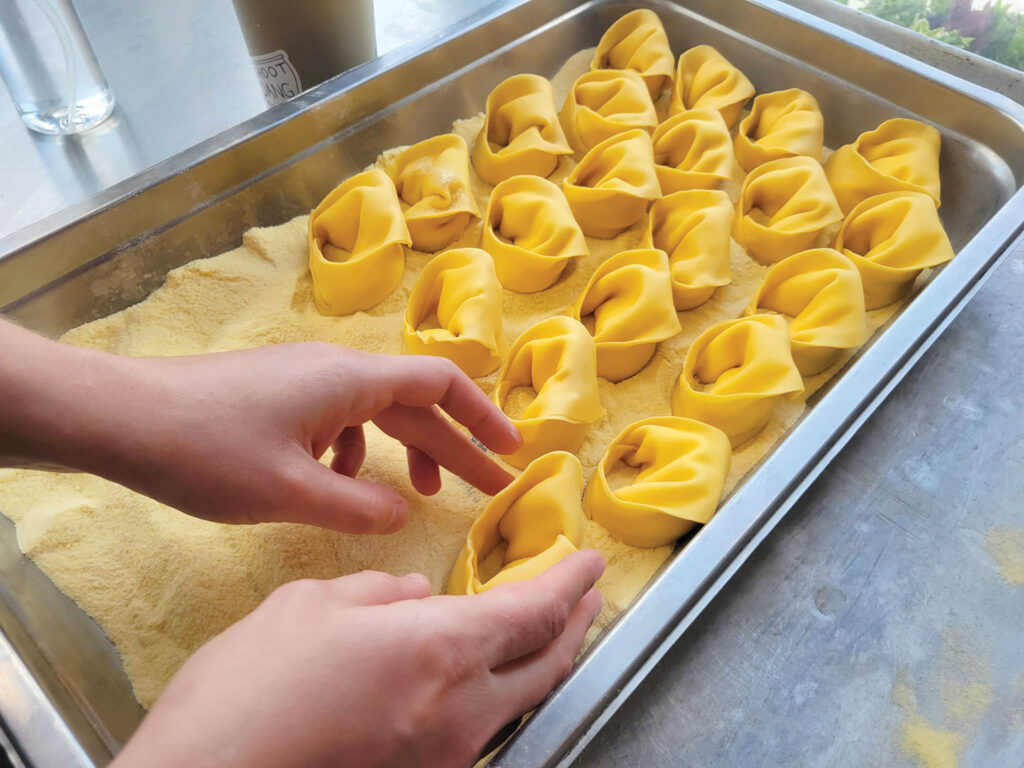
824;117;941;213
668;44;754;128
834;191;954;310
651;108;735;193
559;69;658;155
381;134;480;253
482;175;589;292
563;129;661;239
403;248;505;378
591;9;675;100
672;315;804;446
570;248;681;382
584;417;731;548
308;169;411;316
734;88;824;172
493;316;605;468
471;74;573;186
447;451;585;595
642;189;733;311
734;156;843;265
748;248;868;376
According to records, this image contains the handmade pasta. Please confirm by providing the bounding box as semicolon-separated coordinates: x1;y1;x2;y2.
734;156;843;265
584;416;731;548
562;129;661;238
834;191;954;309
824;117;941;213
403;247;505;378
493;316;605;468
570;248;681;381
672;315;804;446
471;74;573;186
748;248;868;376
447;452;585;595
308;168;411;315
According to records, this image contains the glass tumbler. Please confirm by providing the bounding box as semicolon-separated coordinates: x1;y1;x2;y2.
0;0;114;135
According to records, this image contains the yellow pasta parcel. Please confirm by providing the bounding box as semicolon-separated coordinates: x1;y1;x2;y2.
308;168;411;315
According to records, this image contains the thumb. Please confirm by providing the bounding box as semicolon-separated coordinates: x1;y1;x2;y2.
276;454;409;534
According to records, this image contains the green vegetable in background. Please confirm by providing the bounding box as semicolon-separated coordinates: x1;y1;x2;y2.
832;0;1024;70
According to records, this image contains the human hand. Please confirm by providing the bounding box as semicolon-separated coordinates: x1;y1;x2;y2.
0;322;520;533
111;550;605;768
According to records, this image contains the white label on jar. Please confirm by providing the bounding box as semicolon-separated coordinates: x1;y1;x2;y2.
253;50;302;106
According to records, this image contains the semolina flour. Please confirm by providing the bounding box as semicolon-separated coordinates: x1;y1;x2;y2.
0;48;903;708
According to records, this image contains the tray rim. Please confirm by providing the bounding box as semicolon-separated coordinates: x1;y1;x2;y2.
0;0;1023;765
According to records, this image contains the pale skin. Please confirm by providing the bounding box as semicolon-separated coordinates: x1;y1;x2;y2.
0;320;605;767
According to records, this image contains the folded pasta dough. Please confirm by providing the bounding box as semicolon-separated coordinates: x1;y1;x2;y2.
559;69;658;155
591;9;675;100
472;74;573;186
563;129;661;239
494;316;605;468
734;156;843;265
482;175;588;292
749;248;868;376
652;108;735;193
824;117;941;213
834;191;954;310
570;248;681;382
383;133;480;253
308;168;411;315
668;44;754;129
447;451;585;595
584;416;731;548
734;88;824;172
403;247;505;378
642;189;733;310
672;314;804;446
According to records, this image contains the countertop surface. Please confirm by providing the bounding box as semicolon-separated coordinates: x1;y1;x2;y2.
0;1;1021;767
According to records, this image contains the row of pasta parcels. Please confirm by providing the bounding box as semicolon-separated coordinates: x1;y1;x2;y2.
307;116;952;313
306;20;953;318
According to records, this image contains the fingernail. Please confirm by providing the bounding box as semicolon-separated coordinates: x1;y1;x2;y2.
591;595;603;624
503;420;523;446
386;500;405;533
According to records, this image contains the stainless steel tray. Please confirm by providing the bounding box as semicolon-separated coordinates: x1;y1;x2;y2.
1;1;1022;766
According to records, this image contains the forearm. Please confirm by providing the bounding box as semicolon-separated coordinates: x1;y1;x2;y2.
0;320;139;473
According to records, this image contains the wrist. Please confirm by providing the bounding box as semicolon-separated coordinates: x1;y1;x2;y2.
0;322;143;475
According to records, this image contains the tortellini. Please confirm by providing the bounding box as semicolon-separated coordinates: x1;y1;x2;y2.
493;316;605;468
591;9;675;100
559;69;658;155
471;74;573;186
642;189;733;310
563;129;661;239
834;191;955;310
584;416;731;548
734;89;824;172
403;247;505;378
651;108;735;193
308;168;411;316
447;451;585;595
382;134;480;252
734;156;843;265
481;175;589;292
668;44;755;129
672;314;804;446
824;117;942;213
570;248;681;382
749;248;868;376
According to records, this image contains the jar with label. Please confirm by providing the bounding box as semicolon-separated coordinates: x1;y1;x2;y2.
231;0;377;107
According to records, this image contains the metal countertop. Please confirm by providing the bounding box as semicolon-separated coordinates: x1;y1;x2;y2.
0;1;1020;766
